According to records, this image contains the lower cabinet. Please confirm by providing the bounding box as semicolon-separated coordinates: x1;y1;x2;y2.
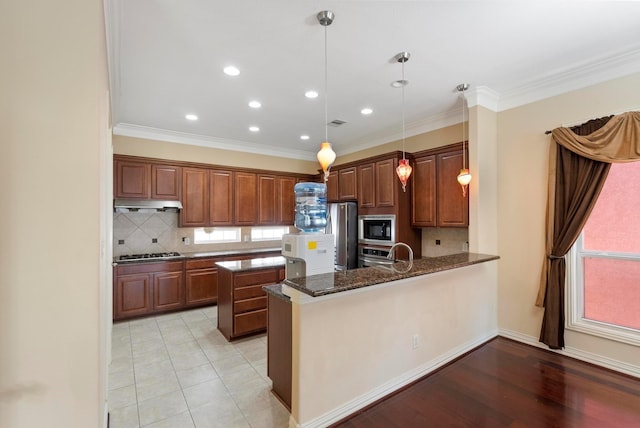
267;292;292;410
217;265;284;341
113;261;184;321
185;258;219;307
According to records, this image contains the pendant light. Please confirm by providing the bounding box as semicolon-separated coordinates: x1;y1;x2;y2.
316;10;336;183
394;52;412;192
456;83;471;196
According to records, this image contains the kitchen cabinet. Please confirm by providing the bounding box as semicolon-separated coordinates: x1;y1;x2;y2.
181;167;209;227
267;292;292;410
358;163;375;208
217;264;284;341
358;158;396;209
258;174;277;225
115;158;181;200
209;169;233;225
338;167;357;200
185;258;219;307
234;172;257;225
326;170;339;202
113;260;184;320
411;146;468;227
277;176;297;225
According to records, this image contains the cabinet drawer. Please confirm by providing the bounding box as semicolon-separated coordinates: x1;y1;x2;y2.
234;269;278;287
186;258;218;270
234;285;266;301
234;309;267;335
234;296;267;314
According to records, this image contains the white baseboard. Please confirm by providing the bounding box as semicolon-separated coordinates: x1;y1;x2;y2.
296;329;499;428
498;328;640;379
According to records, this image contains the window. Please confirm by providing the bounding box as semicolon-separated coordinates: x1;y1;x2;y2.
193;227;241;244
567;162;640;345
250;226;290;241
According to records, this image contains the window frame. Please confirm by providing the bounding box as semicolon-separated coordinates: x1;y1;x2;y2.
193;227;242;244
567;234;640;346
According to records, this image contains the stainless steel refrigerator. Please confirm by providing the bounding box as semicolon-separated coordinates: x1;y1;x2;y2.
325;202;358;271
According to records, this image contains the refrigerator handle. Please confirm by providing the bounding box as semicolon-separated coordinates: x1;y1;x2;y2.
326;208;332;234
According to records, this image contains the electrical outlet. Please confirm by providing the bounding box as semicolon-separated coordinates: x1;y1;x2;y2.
435;239;441;245
412;334;419;350
182;237;190;245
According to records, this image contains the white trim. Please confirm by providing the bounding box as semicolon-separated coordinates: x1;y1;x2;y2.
294;331;498;428
498;329;640;379
466;86;500;112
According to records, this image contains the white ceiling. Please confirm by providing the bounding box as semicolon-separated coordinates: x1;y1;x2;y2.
106;1;640;161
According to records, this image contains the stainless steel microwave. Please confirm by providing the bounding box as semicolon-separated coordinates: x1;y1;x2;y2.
358;215;396;245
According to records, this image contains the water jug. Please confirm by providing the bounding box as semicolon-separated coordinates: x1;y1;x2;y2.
294;182;327;233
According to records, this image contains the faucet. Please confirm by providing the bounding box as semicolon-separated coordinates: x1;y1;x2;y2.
387;242;414;264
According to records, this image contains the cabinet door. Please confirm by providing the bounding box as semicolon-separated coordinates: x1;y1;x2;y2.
437;151;469;227
114;273;152;320
376;158;396;207
185;268;218;306
278;176;296;225
209;170;233;225
358;163;375;208
411;155;436;227
338;167;357;200
153;271;184;311
181;168;209;227
326;170;339;202
115;160;150;199
152;164;181;200
234;172;257;225
258;174;277;225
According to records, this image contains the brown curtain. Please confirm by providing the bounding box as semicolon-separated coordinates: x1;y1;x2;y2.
537;111;640;349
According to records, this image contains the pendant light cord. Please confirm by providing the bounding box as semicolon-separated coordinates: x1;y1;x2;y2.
401;60;406;161
462;90;466;169
324;24;328;143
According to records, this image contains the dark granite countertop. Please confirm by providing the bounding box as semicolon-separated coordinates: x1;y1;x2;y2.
263;284;290;302
216;256;286;272
283;252;499;297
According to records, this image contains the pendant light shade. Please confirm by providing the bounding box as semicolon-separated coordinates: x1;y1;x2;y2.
316;11;335;182
394;51;411;192
317;142;336;181
456;83;471;196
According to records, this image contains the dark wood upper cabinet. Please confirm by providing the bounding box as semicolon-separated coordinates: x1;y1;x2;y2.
115;160;150;199
151;164;181;200
209;170;233;225
258;174;277;225
338;167;357;200
375;158;395;207
326;171;339;202
358;163;375;208
235;172;257;225
278;176;297;225
437;151;469;227
181;167;209;227
411;155;437;227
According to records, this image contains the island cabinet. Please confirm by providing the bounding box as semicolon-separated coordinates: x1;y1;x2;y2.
411;144;468;227
113;260;184;321
114;158;181;200
217;261;285;341
267;291;292;410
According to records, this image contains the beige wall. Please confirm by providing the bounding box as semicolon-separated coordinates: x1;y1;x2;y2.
496;72;640;369
114;135;318;174
1;1;110;427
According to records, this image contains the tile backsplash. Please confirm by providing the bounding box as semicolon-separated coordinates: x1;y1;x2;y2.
112;212;281;257
421;227;469;257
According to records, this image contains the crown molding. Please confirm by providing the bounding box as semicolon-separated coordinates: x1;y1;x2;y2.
113;123;317;161
497;45;640;111
466;86;500;112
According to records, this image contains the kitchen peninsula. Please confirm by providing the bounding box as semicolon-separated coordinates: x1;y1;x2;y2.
264;252;499;428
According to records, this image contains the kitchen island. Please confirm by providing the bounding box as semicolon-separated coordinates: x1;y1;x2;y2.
263;252;499;428
216;256;285;341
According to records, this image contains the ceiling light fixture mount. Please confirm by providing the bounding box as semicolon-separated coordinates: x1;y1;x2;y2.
456;83;471;196
316;10;337;183
394;51;412;192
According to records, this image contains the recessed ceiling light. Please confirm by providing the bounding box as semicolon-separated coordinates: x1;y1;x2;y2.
305;91;318;99
223;66;240;76
391;79;408;88
300;135;310;140
361;108;373;115
249;126;260;132
185;114;198;121
248;100;261;109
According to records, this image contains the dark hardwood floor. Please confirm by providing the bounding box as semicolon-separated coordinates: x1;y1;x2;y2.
333;337;640;428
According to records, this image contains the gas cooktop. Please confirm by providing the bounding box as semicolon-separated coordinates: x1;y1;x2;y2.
117;252;183;262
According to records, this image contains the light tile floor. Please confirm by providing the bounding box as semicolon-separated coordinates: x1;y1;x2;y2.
108;306;290;428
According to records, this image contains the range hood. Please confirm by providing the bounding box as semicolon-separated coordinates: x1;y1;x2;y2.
114;199;183;211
